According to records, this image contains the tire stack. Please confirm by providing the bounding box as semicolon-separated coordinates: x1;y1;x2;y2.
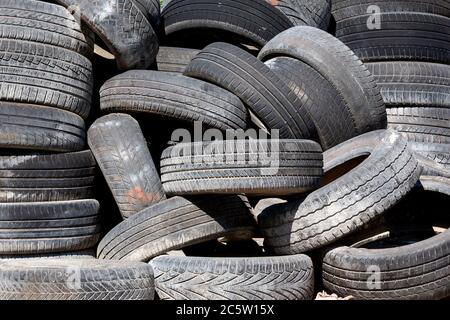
0;0;448;301
332;0;450;170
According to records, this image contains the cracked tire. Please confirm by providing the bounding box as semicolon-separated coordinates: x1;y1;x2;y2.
88;114;166;219
258;26;387;134
161;140;323;196
259;130;421;254
100;70;248;131
150;254;315;300
0;200;100;255
0;259;155;300
184;42;316;140
97;195;256;261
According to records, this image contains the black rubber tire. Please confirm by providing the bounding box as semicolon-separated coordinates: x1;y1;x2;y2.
387;107;450;145
0;102;85;152
87;114;166;219
259;130;421;254
162;0;293;48
0;0;93;57
410;142;450;169
150;254;315;300
0;200;100;255
276;0;331;29
336;12;450;63
54;0;159;70
258;26;387;134
265;56;358;150
134;0;161;30
366;62;450;109
97;195;256;261
100;70;248;131
0;249;95;260
0;39;93;118
161;140;323;196
0;150;96;179
156;47;200;73
323;177;450;300
184;42;316;140
0;259;154;300
331;0;450;23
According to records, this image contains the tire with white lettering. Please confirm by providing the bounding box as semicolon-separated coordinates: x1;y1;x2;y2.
275;0;331;29
97;195;256;261
322;177;450;300
259;130;421;254
160;140;323;196
150;254;314;300
0;259;155;300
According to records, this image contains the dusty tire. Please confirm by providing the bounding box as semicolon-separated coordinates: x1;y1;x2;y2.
156;47;199;73
88;114;166;219
184;42;316;140
162;0;293;48
258;26;387;134
0;0;93;57
0;39;93;118
259;130;421;254
410;143;450;169
331;0;450;22
265;56;359;150
161;140;323;196
150;254;315;300
54;0;159;70
367;62;450;109
323;177;450;300
275;0;331;29
336;12;450;63
0;259;154;300
0;200;100;255
97;195;256;261
100;70;248;131
0;102;86;152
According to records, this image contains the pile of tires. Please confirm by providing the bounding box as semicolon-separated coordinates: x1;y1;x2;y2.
0;0;448;301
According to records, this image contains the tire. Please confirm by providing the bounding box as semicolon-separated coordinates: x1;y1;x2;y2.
184;42;316;140
258;26;387;134
97;195;256;261
0;39;93;118
0;0;93;57
0;249;95;260
265;56;359;150
133;0;161;30
54;0;159;70
87;114;166;219
275;0;331;29
150;254;315;300
0;150;96;179
0;102;85;152
100;70;248;131
410;142;450;169
387;107;450;144
156;47;200;73
259;130;421;254
162;0;293;48
336;12;450;63
366;62;450;109
0;200;100;255
0;259;154;300
322;177;450;300
331;0;450;22
161;139;323;196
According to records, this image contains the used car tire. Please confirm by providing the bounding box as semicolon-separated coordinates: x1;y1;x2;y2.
0;258;155;300
259;130;421;254
161;140;323;196
0;200;100;255
156;47;200;73
100;70;248;131
97;195;256;261
258;26;387;134
275;0;331;29
184;42;316;140
88;113;166;219
150;254;315;300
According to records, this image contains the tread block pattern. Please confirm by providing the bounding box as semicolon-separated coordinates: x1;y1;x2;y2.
276;0;331;29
